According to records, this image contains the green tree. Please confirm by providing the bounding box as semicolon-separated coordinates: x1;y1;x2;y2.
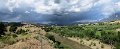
95;31;101;39
9;26;17;33
45;33;56;42
0;22;6;36
115;42;120;49
118;31;120;42
16;29;26;34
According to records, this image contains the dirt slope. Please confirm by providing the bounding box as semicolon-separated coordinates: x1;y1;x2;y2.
2;24;54;49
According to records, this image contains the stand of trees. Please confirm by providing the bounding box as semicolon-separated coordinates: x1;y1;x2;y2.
0;22;6;36
45;33;71;49
43;22;120;49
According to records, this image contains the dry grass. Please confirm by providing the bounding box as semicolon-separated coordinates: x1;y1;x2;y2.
1;24;53;49
3;38;53;49
68;37;113;49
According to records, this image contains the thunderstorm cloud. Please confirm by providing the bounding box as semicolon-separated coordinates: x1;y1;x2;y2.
0;0;120;24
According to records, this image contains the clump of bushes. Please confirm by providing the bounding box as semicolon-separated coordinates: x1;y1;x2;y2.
45;33;55;42
0;22;6;36
44;22;120;49
93;43;96;46
45;33;71;49
101;44;104;48
34;35;39;40
89;42;96;46
16;29;26;34
9;26;17;33
0;35;16;45
80;39;84;44
115;42;120;49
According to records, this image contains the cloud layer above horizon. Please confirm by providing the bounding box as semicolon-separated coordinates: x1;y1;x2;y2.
0;0;120;24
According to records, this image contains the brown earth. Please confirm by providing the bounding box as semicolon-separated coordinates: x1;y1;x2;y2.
1;24;54;49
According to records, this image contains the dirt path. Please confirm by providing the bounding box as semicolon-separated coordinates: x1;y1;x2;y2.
48;32;91;49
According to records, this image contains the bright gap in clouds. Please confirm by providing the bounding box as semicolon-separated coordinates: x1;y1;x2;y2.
6;0;95;14
0;0;120;24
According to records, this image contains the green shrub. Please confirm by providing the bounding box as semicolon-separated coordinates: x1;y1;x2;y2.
22;47;27;49
115;42;120;49
1;36;16;45
0;22;6;36
34;35;39;40
89;44;92;47
45;33;55;42
80;40;83;43
12;34;18;38
93;43;96;46
16;29;26;34
9;26;17;33
101;44;104;48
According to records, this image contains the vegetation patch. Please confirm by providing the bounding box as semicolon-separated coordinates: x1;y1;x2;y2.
42;22;120;49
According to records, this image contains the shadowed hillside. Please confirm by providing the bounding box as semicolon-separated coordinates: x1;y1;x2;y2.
0;23;54;49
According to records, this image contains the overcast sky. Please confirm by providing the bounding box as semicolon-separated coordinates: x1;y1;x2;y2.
0;0;120;24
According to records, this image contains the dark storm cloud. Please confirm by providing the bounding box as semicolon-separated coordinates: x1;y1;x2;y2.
0;0;120;24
